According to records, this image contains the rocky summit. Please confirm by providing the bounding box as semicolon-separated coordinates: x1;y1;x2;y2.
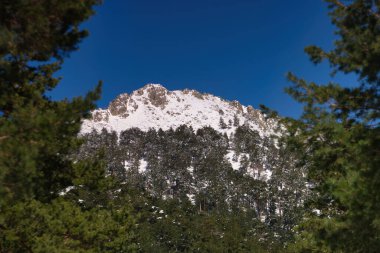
81;84;276;137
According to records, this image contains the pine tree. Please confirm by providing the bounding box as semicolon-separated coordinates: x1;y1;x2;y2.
0;0;103;204
0;1;138;251
219;116;227;129
228;118;233;127
280;1;380;252
233;114;240;126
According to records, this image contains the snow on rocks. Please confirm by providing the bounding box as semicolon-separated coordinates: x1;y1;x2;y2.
81;84;276;137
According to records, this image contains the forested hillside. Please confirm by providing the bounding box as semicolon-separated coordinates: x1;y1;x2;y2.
75;124;309;250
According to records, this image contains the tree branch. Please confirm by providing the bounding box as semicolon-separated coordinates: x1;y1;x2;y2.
0;136;9;141
334;0;380;19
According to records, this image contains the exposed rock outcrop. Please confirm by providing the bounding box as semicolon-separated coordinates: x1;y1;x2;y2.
109;93;129;117
146;85;168;108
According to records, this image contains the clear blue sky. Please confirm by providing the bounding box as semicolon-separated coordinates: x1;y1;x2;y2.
50;0;357;118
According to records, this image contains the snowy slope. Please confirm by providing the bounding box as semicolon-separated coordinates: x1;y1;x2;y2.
81;84;276;137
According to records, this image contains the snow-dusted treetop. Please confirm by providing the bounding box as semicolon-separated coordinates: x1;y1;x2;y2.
81;84;276;136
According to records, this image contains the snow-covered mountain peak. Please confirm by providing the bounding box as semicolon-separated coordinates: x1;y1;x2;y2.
81;84;276;136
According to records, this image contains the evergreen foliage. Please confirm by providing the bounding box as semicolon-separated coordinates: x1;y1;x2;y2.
275;1;380;252
233;114;240;127
78;125;309;250
0;1;138;251
219;117;228;129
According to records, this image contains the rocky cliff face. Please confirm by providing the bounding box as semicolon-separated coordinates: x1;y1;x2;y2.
81;84;277;136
